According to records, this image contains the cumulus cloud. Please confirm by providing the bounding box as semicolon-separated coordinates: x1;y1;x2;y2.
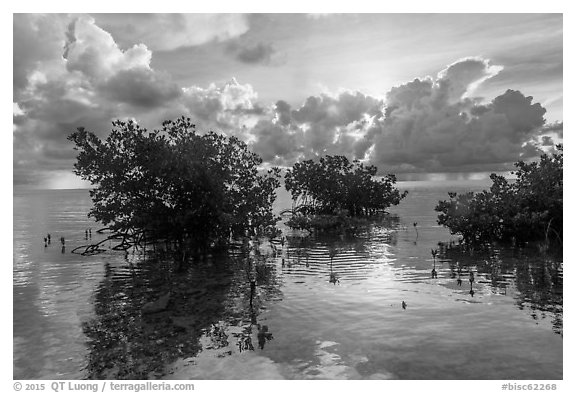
491;89;546;134
175;78;269;141
95;14;250;51
436;57;503;101
368;58;548;173
247;91;384;165
250;120;303;164
246;57;553;174
64;16;153;80
13;14;265;186
12;14;186;186
12;15;561;187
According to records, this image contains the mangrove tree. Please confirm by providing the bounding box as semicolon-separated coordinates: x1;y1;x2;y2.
435;146;563;247
68;117;281;257
285;155;407;216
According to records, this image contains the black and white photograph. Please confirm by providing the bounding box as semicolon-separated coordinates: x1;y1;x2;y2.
9;4;568;388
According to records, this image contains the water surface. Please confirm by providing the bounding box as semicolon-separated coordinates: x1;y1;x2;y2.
13;181;562;379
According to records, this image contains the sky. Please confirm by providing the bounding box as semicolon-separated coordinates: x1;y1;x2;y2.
12;13;563;189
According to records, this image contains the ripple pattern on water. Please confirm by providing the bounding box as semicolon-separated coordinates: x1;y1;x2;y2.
14;185;563;380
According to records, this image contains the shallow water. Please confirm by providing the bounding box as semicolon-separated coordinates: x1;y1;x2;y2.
13;182;562;379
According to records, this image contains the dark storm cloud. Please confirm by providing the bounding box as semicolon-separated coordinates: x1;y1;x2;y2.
491;89;546;137
102;69;182;108
226;41;278;65
370;83;548;173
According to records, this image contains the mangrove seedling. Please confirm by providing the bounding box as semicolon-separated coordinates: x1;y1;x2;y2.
329;272;340;285
328;247;339;284
430;249;439;278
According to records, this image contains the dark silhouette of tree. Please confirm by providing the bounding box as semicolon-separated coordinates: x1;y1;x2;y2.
68;117;281;261
284;155;407;216
435;146;562;247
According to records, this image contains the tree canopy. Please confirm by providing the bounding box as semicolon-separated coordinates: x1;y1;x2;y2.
68;117;281;252
284;155;407;216
435;146;563;247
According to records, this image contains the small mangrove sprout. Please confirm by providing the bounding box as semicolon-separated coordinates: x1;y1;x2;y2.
431;248;438;278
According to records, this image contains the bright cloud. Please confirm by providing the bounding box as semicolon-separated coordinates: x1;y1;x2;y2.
64;16;152;79
181;78;268;138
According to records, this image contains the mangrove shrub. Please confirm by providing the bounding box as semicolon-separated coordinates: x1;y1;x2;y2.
435;146;563;246
68;117;281;252
284;155;407;216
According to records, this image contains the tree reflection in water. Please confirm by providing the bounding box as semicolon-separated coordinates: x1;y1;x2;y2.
81;224;562;379
82;240;282;379
441;244;563;335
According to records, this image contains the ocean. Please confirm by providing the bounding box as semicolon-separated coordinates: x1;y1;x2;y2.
13;181;562;379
